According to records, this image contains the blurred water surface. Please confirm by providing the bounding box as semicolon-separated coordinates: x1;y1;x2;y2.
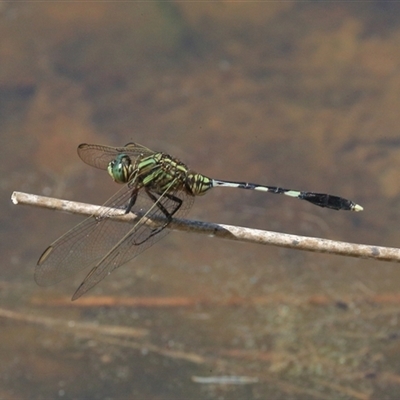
2;3;400;399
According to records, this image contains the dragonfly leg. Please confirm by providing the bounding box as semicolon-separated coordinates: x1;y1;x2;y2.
129;189;183;245
146;190;183;221
154;192;183;218
125;189;138;214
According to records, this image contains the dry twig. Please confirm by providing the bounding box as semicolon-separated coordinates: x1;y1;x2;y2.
11;191;400;263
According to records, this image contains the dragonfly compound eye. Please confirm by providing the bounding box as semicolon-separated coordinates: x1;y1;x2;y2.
108;155;132;184
107;161;116;181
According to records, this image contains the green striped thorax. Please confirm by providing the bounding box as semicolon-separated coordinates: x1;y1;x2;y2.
107;152;213;196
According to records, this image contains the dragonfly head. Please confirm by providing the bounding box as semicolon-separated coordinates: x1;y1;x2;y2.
108;154;133;184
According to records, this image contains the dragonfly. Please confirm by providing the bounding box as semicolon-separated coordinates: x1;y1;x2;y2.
36;142;363;300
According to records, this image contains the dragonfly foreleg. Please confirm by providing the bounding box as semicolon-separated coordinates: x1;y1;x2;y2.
125;188;138;214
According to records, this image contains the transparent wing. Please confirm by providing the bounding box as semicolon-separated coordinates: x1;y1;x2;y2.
35;183;194;299
71;188;193;300
77;143;154;170
35;183;140;286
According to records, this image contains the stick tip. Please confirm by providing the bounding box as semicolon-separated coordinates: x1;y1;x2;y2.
11;191;18;205
353;203;363;212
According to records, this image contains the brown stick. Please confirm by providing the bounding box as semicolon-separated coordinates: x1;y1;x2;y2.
11;190;400;263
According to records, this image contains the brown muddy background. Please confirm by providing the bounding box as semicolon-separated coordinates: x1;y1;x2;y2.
2;3;400;399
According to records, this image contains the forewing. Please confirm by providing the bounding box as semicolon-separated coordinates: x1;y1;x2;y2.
77;143;154;170
35;183;141;286
71;188;194;300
